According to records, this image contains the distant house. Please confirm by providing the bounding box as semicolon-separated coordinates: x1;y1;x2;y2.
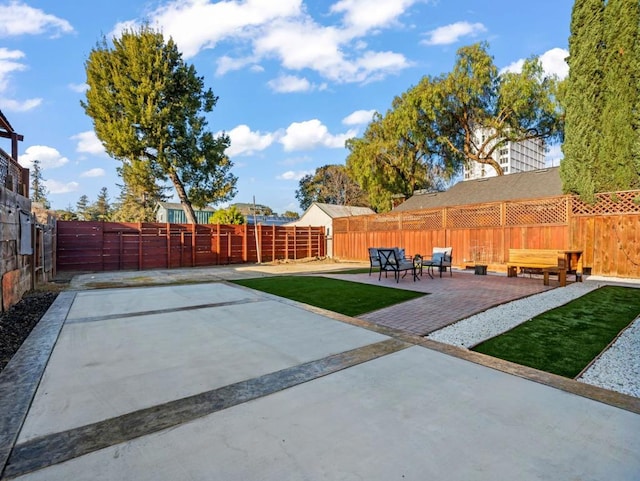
287;202;375;257
394;167;563;212
156;202;216;224
245;215;297;226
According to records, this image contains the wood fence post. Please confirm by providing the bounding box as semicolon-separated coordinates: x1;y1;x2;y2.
191;223;196;267
227;232;232;264
308;226;312;258
138;222;143;270
243;223;248;262
180;231;185;267
272;225;276;261
166;223;171;268
216;224;221;265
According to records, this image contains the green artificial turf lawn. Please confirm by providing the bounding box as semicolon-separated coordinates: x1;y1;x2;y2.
232;275;426;317
472;286;640;378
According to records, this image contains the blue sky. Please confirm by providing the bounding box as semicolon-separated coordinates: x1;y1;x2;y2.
1;0;572;215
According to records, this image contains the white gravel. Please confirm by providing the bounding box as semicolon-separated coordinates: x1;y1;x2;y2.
426;279;640;398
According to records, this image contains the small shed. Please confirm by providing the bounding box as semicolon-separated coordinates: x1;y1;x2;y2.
156;202;216;224
287;202;375;257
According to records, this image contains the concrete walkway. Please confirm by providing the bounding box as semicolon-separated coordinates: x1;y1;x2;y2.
1;265;639;480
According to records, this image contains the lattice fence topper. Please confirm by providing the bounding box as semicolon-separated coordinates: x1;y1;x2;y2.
346;216;366;232
333;217;350;233
572;191;640;216
505;196;567;226
447;203;502;228
401;211;443;230
370;213;402;231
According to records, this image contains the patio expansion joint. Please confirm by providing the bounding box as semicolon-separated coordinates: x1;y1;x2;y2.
65;297;266;324
1;338;411;480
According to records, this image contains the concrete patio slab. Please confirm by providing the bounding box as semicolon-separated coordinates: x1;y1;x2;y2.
2;267;639;480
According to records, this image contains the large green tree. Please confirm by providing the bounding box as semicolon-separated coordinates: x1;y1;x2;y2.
431;43;562;176
296;164;369;211
346;81;455;212
561;0;640;199
560;0;606;200
82;26;237;224
347;42;562;212
599;0;640;191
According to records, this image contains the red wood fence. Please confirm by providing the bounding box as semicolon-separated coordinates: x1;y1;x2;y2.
333;191;640;278
57;221;325;272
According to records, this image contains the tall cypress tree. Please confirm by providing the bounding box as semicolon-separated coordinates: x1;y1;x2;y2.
600;0;640;191
560;0;605;201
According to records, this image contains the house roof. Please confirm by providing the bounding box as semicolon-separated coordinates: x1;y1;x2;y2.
312;202;376;218
393;167;564;212
157;202;216;212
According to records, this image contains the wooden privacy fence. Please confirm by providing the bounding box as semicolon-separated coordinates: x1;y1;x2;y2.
333;191;640;278
57;221;325;272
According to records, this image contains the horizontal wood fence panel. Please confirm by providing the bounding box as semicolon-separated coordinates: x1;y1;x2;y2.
334;192;640;278
57;221;325;272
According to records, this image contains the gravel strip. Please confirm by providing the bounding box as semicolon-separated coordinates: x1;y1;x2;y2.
577;318;640;397
426;280;640;398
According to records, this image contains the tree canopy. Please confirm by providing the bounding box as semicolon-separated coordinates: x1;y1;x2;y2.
561;0;639;199
30;159;50;209
346;42;563;212
82;26;237;224
209;206;245;224
295;164;369;211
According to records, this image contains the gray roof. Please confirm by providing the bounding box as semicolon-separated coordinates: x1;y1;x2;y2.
394;167;563;212
313;202;376;218
157;202;216;212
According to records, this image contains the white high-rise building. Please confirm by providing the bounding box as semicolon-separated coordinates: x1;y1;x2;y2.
463;128;546;181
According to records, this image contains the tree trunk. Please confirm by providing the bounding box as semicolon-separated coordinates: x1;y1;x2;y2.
167;170;198;224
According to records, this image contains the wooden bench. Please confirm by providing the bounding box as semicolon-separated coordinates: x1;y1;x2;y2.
506;249;567;287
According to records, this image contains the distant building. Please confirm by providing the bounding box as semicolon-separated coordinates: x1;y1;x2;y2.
156;202;216;224
287;202;375;257
463;127;546;181
246;215;297;226
394;167;562;212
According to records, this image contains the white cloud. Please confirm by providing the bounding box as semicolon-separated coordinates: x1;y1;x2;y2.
44;179;79;194
0;48;41;111
80;168;106;178
422;21;487;46
225;124;274;156
116;0;411;85
71;131;106;156
216;55;258;76
0;47;26;91
267;75;327;93
0;2;73;37
68;82;88;93
330;0;418;34
0;97;41;112
342;109;376;125
279;119;356;152
501;48;569;80
277;170;313;181
19;145;69;169
539;48;569;79
138;0;303;58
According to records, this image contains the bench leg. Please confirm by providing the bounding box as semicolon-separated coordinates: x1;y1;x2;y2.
559;270;567;287
543;271;550;286
507;266;517;277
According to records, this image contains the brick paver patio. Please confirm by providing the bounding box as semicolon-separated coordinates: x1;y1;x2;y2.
325;270;557;336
